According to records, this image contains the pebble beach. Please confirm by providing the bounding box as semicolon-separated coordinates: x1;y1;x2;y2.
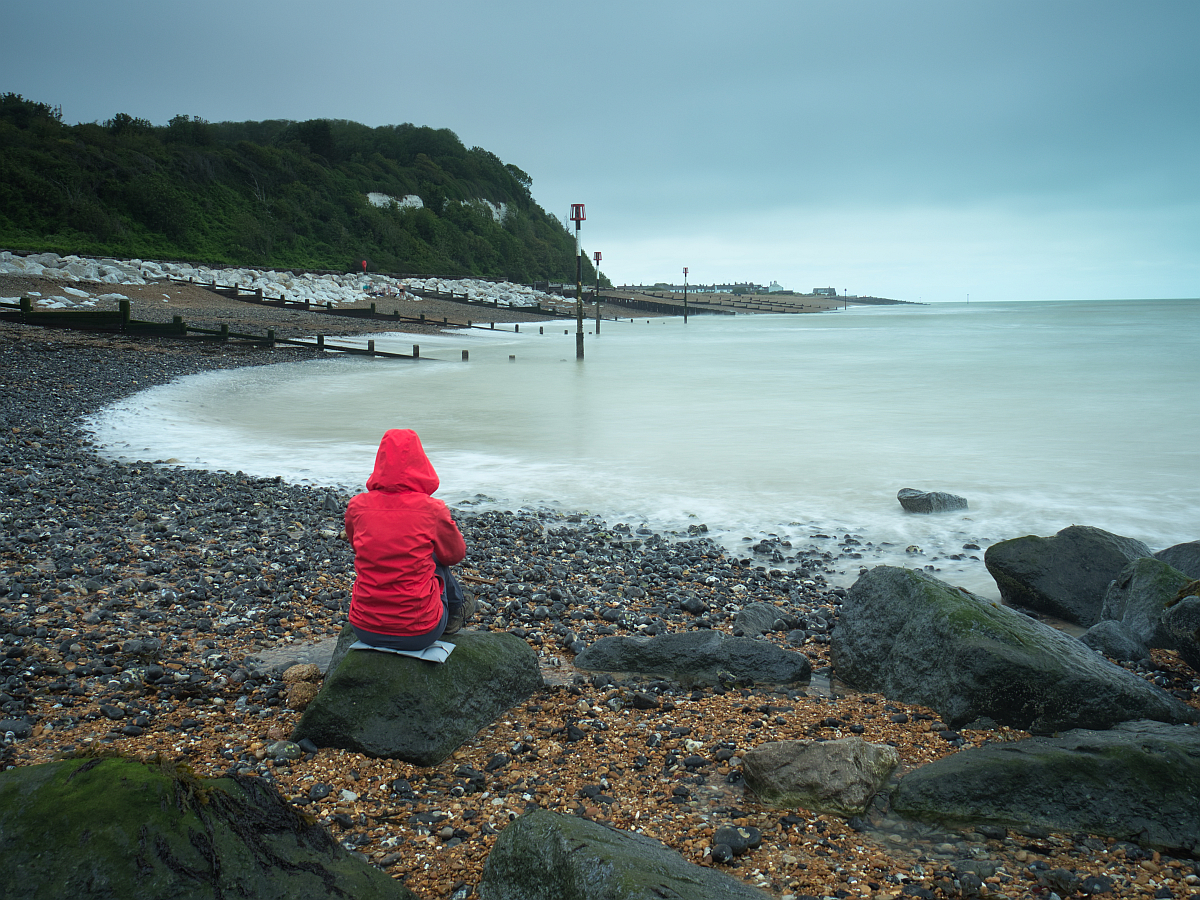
2;273;1199;900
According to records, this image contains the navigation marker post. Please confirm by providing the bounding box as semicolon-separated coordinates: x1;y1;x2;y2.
570;204;586;359
594;250;602;335
683;267;689;323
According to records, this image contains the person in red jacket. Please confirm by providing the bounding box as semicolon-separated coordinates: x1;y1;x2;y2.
344;429;470;650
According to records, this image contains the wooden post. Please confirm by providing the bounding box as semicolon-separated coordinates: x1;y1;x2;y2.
490;322;495;329
255;288;263;301
413;344;420;358
371;302;376;314
220;324;229;341
119;299;130;332
267;329;275;348
462;350;469;361
420;313;426;324
515;324;520;333
20;296;31;320
173;315;184;334
368;340;375;357
539;326;544;334
317;334;324;349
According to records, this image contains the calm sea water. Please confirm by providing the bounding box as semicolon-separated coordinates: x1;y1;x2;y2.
86;299;1200;598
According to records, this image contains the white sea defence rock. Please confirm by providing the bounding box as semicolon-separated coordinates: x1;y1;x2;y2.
3;251;566;310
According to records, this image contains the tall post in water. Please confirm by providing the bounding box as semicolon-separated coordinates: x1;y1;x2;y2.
593;250;602;335
570;204;586;358
683;267;689;323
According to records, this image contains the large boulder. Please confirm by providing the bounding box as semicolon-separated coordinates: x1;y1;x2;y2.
1161;595;1200;672
1079;619;1151;663
1154;540;1200;579
984;525;1152;626
892;720;1200;855
0;756;413;900
292;628;542;765
478;809;770;900
897;488;968;514
831;566;1196;733
732;601;795;638
741;737;898;816
574;630;811;686
1099;557;1193;648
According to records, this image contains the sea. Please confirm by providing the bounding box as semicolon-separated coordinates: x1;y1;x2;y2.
85;298;1200;600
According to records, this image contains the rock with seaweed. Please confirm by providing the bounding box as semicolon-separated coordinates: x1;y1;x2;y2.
478;808;770;900
292;626;543;765
983;525;1152;626
892;720;1200;855
0;753;414;900
831;566;1197;732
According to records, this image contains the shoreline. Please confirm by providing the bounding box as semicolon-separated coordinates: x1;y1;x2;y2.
3;316;1199;899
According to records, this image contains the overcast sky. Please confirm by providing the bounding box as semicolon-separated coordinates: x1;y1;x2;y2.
4;1;1197;301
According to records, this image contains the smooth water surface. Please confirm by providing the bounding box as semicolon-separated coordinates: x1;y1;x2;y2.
86;299;1200;597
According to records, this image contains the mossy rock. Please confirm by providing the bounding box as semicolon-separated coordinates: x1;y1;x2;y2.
478;808;770;900
831;566;1197;732
292;627;543;765
0;756;414;900
1100;557;1194;648
983;525;1152;626
892;720;1200;855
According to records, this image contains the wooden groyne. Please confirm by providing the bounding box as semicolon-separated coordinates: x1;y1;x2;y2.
181;278;612;323
0;297;426;359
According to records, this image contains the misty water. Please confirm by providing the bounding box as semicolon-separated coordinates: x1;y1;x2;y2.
86;298;1200;599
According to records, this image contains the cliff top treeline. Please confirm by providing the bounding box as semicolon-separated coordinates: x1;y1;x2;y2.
0;93;601;284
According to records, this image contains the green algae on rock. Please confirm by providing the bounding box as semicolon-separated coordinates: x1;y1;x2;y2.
479;808;771;900
293;627;543;765
0;755;414;900
892;720;1200;855
831;566;1197;732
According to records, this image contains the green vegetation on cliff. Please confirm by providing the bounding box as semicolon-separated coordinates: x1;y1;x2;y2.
0;93;602;284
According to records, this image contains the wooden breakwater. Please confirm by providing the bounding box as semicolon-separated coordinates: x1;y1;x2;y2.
181;278;609;323
0;297;425;360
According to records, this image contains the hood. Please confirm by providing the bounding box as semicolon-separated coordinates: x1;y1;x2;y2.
365;429;440;494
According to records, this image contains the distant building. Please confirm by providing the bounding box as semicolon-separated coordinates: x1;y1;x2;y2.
813;287;837;297
767;281;786;293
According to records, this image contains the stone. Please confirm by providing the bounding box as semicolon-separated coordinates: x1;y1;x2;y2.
286;681;320;711
984;525;1153;626
282;662;322;683
741;737;899;816
0;756;414;899
1080;620;1151;663
1160;595;1200;672
712;824;762;855
892;720;1200;855
830;566;1196;732
733;601;785;637
478;808;770;900
1154;540;1200;579
292;626;543;765
574;629;811;686
897;488;968;514
1099;557;1193;648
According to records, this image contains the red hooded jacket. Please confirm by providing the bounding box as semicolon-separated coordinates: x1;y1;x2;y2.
345;430;466;636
